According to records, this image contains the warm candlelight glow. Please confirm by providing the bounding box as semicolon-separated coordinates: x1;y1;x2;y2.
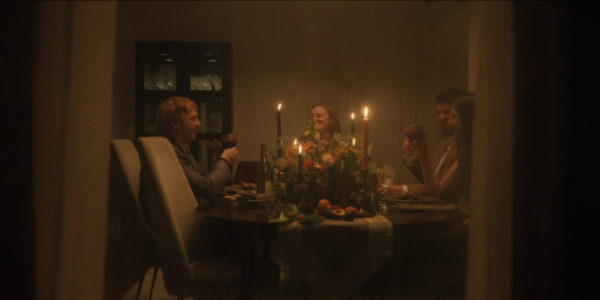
298;144;303;154
352;138;356;146
277;103;283;157
362;106;369;169
350;112;356;135
293;138;297;146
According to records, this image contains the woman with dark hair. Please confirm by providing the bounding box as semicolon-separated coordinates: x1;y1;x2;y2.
406;94;474;212
310;104;342;145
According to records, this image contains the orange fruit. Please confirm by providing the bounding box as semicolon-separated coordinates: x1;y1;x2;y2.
315;199;332;216
345;206;358;215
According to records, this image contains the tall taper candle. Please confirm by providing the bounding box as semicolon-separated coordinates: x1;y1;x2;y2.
277;103;282;157
350;112;356;136
298;144;303;181
363;107;369;169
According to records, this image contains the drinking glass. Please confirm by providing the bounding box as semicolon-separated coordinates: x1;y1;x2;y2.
221;134;237;150
376;165;394;189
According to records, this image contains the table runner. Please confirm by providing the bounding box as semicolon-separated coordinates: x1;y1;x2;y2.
271;215;393;299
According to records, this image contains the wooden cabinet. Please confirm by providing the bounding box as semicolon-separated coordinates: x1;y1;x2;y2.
135;42;232;172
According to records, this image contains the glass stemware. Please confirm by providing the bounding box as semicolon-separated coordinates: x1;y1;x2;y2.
376;165;394;189
221;133;237;150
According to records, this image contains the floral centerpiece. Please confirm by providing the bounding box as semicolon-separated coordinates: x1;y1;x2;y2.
269;106;383;224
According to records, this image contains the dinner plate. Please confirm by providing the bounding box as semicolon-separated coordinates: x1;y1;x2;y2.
386;199;443;205
221;184;243;192
385;195;443;205
390;202;458;212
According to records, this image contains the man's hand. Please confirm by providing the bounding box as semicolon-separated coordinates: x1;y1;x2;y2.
221;147;239;165
402;138;419;163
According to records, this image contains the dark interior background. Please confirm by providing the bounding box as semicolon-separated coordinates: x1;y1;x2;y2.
2;1;594;299
2;1;34;299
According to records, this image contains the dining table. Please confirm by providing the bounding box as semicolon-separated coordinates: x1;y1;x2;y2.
195;185;468;299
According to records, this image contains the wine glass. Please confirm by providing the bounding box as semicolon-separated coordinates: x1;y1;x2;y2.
376;165;394;190
221;133;237;150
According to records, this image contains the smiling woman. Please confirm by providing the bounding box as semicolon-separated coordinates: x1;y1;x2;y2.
310;104;342;145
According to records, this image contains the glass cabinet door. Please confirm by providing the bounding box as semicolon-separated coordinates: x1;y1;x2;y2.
135;42;232;171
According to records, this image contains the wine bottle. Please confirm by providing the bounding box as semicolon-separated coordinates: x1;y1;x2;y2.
256;143;273;193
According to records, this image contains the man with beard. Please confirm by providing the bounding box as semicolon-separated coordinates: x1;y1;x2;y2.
386;88;469;199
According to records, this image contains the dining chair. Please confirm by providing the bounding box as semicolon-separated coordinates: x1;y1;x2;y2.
234;161;259;184
137;137;280;299
105;139;159;300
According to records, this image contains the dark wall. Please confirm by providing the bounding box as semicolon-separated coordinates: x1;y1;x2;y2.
513;2;595;299
564;2;599;298
1;1;35;299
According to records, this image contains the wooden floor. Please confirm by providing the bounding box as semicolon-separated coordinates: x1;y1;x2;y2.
121;266;394;300
120;261;465;300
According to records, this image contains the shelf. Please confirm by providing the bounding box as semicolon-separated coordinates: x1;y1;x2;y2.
135;42;232;171
142;90;230;102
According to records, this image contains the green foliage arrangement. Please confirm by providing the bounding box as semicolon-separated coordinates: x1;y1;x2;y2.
270;106;383;218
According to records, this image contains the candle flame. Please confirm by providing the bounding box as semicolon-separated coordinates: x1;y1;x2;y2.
351;112;355;120
363;107;369;118
352;138;356;146
277;103;282;111
298;144;303;154
293;138;297;146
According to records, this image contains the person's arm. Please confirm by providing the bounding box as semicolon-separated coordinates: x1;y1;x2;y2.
178;155;232;203
382;184;407;196
176;146;238;203
417;141;459;198
402;157;424;183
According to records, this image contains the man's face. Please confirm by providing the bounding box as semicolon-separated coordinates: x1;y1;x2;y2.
446;106;461;136
436;102;455;137
172;107;201;143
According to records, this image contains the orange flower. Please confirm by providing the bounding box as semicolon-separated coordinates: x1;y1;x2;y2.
322;153;334;165
303;141;317;155
303;158;313;169
332;147;348;160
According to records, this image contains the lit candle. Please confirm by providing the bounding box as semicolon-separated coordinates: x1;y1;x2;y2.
277;103;283;157
352;137;356;147
298;144;303;180
350;112;356;136
363;106;369;169
293;138;297;146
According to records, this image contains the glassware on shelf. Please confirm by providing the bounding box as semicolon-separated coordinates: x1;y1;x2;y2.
190;74;222;91
144;63;176;91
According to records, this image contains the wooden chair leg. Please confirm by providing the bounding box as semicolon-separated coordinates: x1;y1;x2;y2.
148;266;159;300
134;273;145;300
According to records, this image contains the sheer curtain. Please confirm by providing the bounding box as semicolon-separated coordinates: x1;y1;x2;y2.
466;2;514;299
33;2;117;299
